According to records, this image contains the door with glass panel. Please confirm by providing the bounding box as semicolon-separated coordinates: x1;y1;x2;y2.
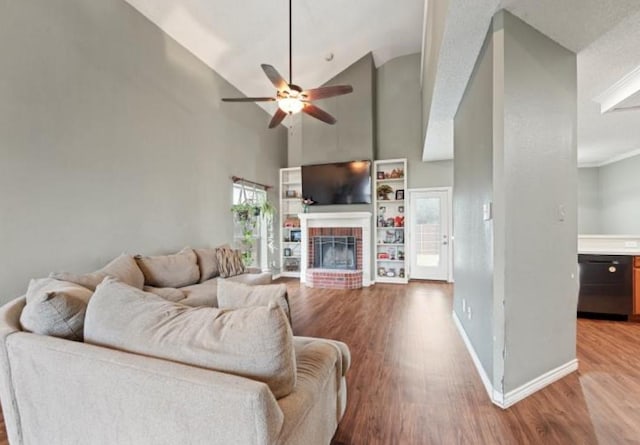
409;189;450;280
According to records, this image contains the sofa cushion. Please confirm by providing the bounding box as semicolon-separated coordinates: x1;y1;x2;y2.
135;248;200;288
51;254;144;291
19;278;93;341
194;247;225;283
84;278;296;398
226;271;273;286
142;286;185;303
216;248;246;278
218;280;291;324
179;279;220;307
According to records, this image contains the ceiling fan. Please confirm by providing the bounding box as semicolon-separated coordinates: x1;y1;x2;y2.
221;0;353;128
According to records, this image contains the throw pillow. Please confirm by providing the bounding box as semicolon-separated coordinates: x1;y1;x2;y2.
142;286;185;303
193;245;228;283
50;254;144;290
19;278;93;341
217;280;291;325
84;278;296;398
216;247;246;278
135;247;200;288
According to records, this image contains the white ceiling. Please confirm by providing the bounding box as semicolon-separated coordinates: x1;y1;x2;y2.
423;0;640;165
124;0;640;165
124;0;424;117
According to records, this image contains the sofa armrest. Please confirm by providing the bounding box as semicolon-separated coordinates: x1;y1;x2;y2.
5;333;284;445
293;336;351;377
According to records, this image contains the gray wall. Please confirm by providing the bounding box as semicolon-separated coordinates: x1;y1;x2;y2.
453;31;495;384
454;10;578;398
0;0;287;301
377;54;453;189
578;167;601;234
578;154;640;235
499;11;578;393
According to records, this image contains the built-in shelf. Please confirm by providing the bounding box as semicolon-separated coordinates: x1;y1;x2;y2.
280;167;302;278
374;159;408;284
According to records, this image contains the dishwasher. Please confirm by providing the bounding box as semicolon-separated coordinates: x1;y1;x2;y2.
578;254;633;319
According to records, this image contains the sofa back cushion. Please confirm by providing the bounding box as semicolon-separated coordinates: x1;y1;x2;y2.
84;278;296;398
217;280;291;325
50;254;144;291
135;248;200;288
216;247;246;278
193;247;224;283
20;278;93;341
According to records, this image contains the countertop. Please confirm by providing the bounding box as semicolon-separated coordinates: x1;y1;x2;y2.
578;235;640;256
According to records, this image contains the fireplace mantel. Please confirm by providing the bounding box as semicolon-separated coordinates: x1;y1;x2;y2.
299;212;372;287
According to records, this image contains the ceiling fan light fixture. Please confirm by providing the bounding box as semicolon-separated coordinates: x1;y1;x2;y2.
278;97;305;114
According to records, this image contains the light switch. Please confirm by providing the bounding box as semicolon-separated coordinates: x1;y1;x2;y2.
483;202;492;221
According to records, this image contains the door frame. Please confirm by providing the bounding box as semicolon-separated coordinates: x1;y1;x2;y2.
407;187;454;283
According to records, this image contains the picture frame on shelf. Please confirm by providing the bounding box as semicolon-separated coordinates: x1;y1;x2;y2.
290;230;302;242
283;247;292;257
285;190;297;198
376;171;385;180
395;189;404;200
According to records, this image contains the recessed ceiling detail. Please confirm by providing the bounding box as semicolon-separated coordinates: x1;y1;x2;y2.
594;65;640;113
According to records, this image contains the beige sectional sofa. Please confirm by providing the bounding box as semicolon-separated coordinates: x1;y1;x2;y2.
0;247;351;445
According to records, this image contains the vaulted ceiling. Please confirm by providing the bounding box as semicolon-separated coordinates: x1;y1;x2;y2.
125;0;640;166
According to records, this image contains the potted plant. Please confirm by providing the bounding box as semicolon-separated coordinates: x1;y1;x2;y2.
376;184;393;200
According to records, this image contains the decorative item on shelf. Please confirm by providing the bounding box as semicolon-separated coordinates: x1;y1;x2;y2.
285;190;297;198
386;269;396;277
385;217;395;228
377;215;385;227
284;258;300;272
389;168;404;179
290;229;302;242
398;205;404;213
378;267;386;277
379;205;386;214
385;230;395;244
398;249;405;261
395;189;404;200
377;184;393;200
377;252;389;260
394;231;404;244
302;197;315;213
389;250;396;260
283;248;292;257
394;216;404;227
376;171;385;180
399;268;405;278
284;216;300;227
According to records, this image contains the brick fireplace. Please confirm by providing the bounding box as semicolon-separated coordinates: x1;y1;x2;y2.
299;212;372;289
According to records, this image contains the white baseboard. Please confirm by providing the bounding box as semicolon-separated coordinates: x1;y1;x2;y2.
452;311;494;402
452;311;579;409
496;358;579;409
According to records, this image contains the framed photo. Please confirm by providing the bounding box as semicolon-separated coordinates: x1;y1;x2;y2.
376;171;385;180
395;189;404;200
283;247;292;257
285;190;297;198
398;205;404;213
290;230;302;242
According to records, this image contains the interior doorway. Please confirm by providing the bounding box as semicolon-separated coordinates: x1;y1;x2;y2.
408;188;452;281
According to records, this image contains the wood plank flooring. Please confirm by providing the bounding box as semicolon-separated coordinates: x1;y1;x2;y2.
2;280;640;444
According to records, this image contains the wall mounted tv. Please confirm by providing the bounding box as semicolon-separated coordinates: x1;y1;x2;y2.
301;160;372;205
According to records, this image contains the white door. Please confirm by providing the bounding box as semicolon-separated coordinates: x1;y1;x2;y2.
409;189;450;280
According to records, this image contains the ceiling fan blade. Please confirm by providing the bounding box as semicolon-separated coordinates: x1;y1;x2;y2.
302;104;336;125
261;64;289;91
268;108;288;128
302;85;353;101
222;97;276;102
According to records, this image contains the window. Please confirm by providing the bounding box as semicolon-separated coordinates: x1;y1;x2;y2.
232;183;268;270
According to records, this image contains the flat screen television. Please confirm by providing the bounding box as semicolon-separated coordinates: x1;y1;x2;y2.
301;160;372;205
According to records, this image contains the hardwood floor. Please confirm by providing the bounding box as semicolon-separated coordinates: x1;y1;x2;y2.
1;280;640;444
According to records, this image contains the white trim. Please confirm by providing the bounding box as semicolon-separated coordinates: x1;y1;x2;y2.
452;311;494;402
593;64;640;114
452;311;579;409
272;273;282;280
497;359;579;409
